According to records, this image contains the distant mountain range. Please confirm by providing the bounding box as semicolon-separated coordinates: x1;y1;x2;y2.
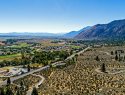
1;19;125;39
0;26;91;37
0;32;65;37
63;26;91;37
74;19;125;39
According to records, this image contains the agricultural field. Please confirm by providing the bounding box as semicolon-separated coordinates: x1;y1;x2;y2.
0;54;30;62
0;53;21;59
11;43;32;48
0;56;22;62
30;46;125;94
65;45;81;48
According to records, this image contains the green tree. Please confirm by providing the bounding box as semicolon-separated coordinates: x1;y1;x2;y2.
124;56;125;61
111;51;113;55
16;90;20;95
115;50;117;54
75;54;78;57
115;55;118;60
21;50;24;59
20;81;23;87
70;50;73;55
20;89;22;95
0;62;5;67
95;56;100;61
6;87;14;95
75;57;78;61
31;87;38;95
59;51;69;59
101;63;105;72
27;64;30;72
15;86;18;90
7;77;11;85
119;57;122;61
26;85;29;91
0;88;5;95
23;64;26;68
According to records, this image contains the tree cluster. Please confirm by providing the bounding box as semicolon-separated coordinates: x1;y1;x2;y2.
32;51;61;66
0;57;30;67
59;51;69;59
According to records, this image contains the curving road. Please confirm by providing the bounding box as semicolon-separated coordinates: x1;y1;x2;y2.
98;51;110;55
0;66;49;86
95;68;125;74
27;74;45;95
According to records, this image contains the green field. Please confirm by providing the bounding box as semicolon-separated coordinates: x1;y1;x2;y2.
0;53;21;59
65;45;81;48
32;49;36;52
41;43;59;46
72;52;76;55
12;43;31;48
7;65;14;67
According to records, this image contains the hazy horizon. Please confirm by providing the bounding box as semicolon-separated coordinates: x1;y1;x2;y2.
0;0;125;33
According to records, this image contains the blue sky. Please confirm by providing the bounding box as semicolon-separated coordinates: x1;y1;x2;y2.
0;0;125;33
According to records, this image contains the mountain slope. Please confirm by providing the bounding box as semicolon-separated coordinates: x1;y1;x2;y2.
64;26;91;37
74;19;125;39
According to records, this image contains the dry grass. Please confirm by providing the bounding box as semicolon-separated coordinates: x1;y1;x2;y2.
30;63;43;67
0;42;4;45
0;77;8;82
32;46;125;94
0;84;26;95
13;74;41;89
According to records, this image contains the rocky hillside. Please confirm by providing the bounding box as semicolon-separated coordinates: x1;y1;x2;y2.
74;19;125;39
64;26;91;37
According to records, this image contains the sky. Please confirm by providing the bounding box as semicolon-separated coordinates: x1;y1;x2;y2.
0;0;125;33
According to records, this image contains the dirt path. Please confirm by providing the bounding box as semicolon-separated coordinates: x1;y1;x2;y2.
98;51;111;55
31;74;45;88
26;74;45;95
95;68;125;74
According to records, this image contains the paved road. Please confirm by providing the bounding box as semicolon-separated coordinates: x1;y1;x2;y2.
66;47;90;60
0;65;49;86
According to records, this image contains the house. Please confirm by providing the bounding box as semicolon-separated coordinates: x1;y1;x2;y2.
93;45;101;48
0;51;3;56
117;50;124;53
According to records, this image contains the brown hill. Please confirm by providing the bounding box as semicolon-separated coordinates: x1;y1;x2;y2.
74;19;125;39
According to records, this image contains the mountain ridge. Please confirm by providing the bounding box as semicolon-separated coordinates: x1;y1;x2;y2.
74;19;125;39
0;32;65;37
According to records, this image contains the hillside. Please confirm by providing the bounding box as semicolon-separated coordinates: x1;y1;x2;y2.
64;26;91;37
74;19;125;39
